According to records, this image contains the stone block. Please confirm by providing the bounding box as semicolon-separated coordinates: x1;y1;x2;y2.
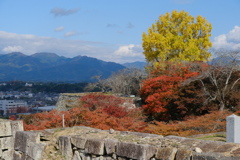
155;147;177;160
26;141;46;160
14;131;40;153
102;156;113;160
79;152;91;160
58;136;73;160
2;150;13;160
124;131;163;138
116;142;156;160
175;148;192;160
214;143;240;154
11;121;24;138
0;137;14;150
196;141;224;153
165;136;200;147
72;151;81;160
13;151;25;160
71;136;87;149
231;148;240;157
192;152;237;160
0;121;12;137
85;139;104;155
104;139;118;155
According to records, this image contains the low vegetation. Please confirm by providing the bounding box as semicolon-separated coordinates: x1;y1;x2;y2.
20;93;240;137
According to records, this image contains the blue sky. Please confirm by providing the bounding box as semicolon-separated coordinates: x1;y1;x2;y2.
0;0;239;63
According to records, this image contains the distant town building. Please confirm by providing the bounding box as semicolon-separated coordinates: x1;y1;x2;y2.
32;106;55;112
0;83;6;86
25;83;33;87
0;100;28;115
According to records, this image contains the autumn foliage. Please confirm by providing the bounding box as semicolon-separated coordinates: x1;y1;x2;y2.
22;93;146;132
140;63;201;121
19;92;238;137
143;110;231;136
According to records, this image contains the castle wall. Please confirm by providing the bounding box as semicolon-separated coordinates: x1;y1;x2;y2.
1;120;240;159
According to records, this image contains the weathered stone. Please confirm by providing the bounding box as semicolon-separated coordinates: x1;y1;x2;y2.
10;121;24;138
2;150;13;160
72;151;81;160
196;141;224;153
175;148;192;160
156;147;177;160
117;157;127;160
121;131;162;138
58;136;73;160
117;142;156;160
13;151;26;160
231;148;240;157
194;147;202;153
0;121;12;137
103;156;113;160
104;139;118;155
56;93;83;111
0;149;2;157
112;153;117;159
165;136;200;147
85;139;104;155
0;137;14;149
71;136;87;149
79;152;91;160
192;152;238;160
214;143;240;153
109;128;115;134
14;131;40;153
26;141;46;160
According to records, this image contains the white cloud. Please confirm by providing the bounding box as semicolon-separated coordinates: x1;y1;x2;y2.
112;44;145;63
0;31;144;63
50;8;80;17
213;25;240;50
227;25;240;43
64;31;77;37
2;45;23;53
55;26;64;32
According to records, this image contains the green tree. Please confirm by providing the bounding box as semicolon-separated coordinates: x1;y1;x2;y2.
142;10;212;66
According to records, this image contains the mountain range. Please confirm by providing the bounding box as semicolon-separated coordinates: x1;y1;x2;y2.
0;52;146;82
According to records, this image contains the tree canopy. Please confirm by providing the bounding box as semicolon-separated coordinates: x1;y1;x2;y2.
142;10;212;66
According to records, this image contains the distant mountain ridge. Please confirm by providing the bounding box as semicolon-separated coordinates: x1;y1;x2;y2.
0;52;126;82
123;61;147;70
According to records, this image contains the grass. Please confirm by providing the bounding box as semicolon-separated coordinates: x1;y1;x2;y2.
192;133;226;142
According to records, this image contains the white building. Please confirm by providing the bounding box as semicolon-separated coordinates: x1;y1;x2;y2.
0;100;28;115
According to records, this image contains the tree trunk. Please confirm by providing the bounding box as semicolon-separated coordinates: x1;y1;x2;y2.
219;101;225;111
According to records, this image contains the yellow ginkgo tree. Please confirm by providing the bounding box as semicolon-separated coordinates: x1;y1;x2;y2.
142;10;212;66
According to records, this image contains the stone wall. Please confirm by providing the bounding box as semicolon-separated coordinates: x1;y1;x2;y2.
0;120;23;160
55;93;84;111
55;127;240;160
1;120;240;160
55;93;142;111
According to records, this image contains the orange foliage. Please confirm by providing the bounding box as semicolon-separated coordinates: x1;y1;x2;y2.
144;111;231;136
22;94;146;132
140;63;199;121
19;93;238;138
